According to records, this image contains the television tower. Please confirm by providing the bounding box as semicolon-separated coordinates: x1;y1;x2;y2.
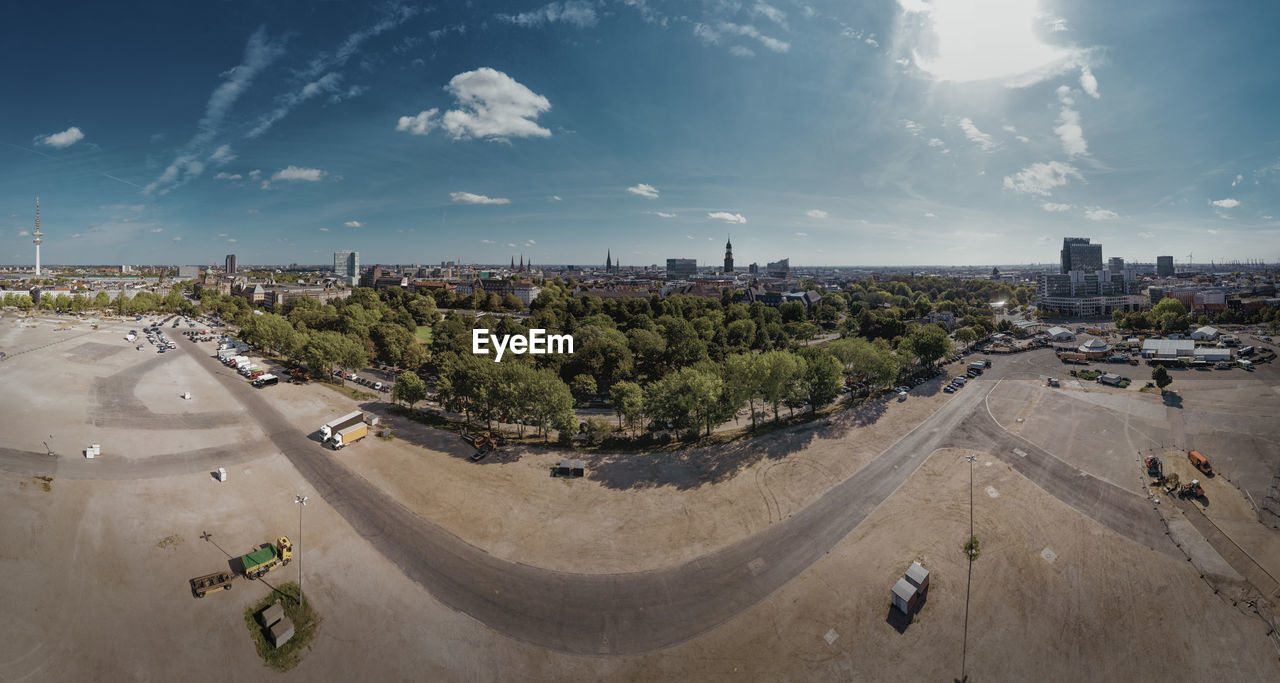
33;198;44;277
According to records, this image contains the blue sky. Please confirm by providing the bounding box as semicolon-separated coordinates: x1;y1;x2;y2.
2;0;1278;268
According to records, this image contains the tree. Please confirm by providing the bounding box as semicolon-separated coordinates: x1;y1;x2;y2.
1152;298;1187;318
953;327;978;349
407;295;439;325
899;324;953;369
302;331;368;380
570;374;597;400
610;380;645;434
723;353;765;429
1152;366;1173;393
393;371;428;408
582;416;613;445
796;349;843;413
758;351;801;421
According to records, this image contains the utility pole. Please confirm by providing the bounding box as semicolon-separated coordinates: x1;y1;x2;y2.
294;494;308;604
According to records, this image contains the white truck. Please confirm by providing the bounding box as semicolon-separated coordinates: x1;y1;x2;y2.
320;411;365;442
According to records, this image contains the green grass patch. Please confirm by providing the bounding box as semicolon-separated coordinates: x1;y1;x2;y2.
414;325;432;345
963;535;981;561
316;380;376;402
1077;370;1101;381
1118;379;1131;389
243;582;321;672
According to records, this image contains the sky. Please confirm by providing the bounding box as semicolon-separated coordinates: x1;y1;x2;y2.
2;0;1278;268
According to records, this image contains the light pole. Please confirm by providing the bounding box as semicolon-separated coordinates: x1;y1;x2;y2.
294;495;308;604
961;454;978;683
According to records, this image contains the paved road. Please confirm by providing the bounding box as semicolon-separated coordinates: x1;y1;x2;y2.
184;339;991;654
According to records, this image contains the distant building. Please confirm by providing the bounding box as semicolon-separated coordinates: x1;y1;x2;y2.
1046;326;1075;342
1156;255;1175;277
666;258;697;280
177;265;200;279
748;262;758;275
1108;257;1125;274
1191;325;1219;341
723;236;734;274
334;250;359;285
1141;339;1194;359
1060;238;1102;274
766;258;790;278
225;254;237;274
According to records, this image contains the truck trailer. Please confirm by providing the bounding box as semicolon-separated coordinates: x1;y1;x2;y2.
320;411;364;442
332;422;369;449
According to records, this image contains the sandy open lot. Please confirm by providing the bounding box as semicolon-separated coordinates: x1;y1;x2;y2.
3;312;1279;680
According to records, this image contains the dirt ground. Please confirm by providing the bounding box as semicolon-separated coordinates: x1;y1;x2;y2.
3;311;1279;680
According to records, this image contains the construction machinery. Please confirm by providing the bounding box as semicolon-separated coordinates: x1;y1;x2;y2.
1187;450;1214;475
189;570;234;598
239;536;293;579
464;431;499;461
1144;455;1163;478
1179;479;1205;498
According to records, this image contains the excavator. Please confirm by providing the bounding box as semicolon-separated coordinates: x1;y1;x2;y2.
463;431;499;461
1179;479;1205;498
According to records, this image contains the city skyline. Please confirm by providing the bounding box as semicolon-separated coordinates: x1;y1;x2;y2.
3;1;1279;267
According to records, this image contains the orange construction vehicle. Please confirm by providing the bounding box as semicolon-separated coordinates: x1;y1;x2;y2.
1187;450;1213;476
1179;479;1204;498
1144;455;1162;478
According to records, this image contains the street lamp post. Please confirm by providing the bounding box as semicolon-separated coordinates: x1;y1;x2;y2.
294;495;308;603
961;454;978;683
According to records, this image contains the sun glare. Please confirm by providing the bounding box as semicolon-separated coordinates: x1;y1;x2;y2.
903;0;1080;85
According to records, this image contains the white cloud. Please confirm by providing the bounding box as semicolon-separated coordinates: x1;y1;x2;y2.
902;119;924;136
344;220;363;227
248;170;261;179
227;238;238;243
208;144;236;165
481;239;495;244
1049;17;1068;32
1002;161;1082;196
214;172;242;180
1209;198;1240;208
627;183;660;199
923;212;937;218
396;109;439;135
218;233;228;237
1054;107;1087;157
271;166;327;182
650;211;677;218
866;38;880;47
1232;174;1243;186
40;126;85;148
958;117;996;151
927;137;945;147
708;212;747;224
450;191;510;205
246;208;260;214
1084;207;1118;221
548;195;562;201
150;228;163;233
145;27;284;195
754;2;787;26
1079;66;1099;98
18;230;30;237
694;22;790;54
1136;231;1153;239
730;45;756;58
497;1;598;28
1002;124;1017;133
795;231;809;237
438;68;551;141
1056;84;1075;106
1042;202;1072;212
1015;135;1029;143
172;236;183;241
805;209;829;218
318;227;330;232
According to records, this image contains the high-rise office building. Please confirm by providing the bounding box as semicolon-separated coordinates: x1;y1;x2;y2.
1060;238;1102;274
1108;257;1125;274
1156;255;1174;277
665;258;697;280
334;250;359;283
225;254;237;274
